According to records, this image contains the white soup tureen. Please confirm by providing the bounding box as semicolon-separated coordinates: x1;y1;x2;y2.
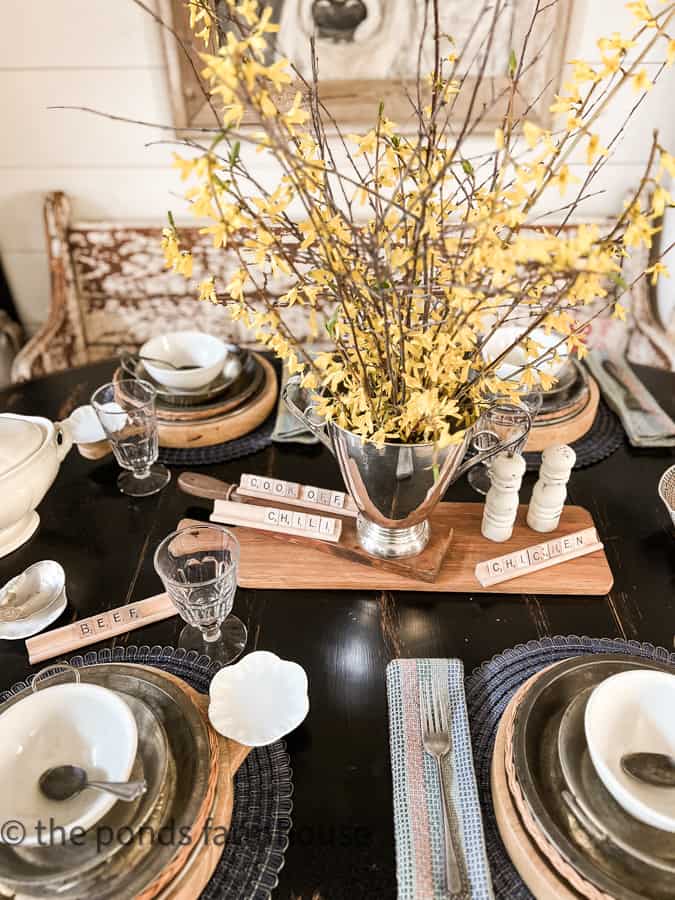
0;414;73;559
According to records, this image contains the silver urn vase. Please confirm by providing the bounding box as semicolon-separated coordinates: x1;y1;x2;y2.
283;377;531;560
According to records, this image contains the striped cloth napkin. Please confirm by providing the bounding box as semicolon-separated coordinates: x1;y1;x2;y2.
386;659;494;900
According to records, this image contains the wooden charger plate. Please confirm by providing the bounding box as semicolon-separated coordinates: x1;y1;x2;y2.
88;354;277;454
493;669;614;900
155;354;276;449
524;376;600;453
491;672;593;900
138;667;250;900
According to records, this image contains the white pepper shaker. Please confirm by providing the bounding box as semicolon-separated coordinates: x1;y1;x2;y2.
481;452;527;542
526;444;576;533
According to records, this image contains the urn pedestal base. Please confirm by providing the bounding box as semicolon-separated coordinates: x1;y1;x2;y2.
356;515;430;559
0;512;39;560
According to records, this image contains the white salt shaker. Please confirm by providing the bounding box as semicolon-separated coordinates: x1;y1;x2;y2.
527;444;576;533
481;452;527;543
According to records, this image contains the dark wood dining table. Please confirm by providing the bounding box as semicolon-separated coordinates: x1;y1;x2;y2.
1;359;674;899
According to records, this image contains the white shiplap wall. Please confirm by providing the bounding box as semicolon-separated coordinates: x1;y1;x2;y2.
1;0;673;335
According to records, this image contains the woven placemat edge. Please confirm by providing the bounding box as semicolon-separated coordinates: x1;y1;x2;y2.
465;634;675;691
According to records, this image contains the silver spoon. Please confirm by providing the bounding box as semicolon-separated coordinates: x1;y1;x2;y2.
139;355;201;372
39;766;147;802
621;752;675;788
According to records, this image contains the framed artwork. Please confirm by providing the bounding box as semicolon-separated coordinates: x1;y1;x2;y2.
160;0;572;132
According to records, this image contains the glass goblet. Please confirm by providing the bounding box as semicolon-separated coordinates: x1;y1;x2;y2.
467;401;532;496
154;524;247;664
466;428;500;495
91;379;170;497
514;386;543;453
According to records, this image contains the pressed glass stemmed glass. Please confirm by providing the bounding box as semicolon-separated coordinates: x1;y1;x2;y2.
467;399;534;495
517;387;544;448
91;379;170;497
154;523;247;664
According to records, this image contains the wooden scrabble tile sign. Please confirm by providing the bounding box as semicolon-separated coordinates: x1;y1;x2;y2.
237;473;358;516
211;499;343;542
475;526;604;587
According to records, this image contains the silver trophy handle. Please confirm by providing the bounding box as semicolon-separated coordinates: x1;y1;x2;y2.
282;375;333;451
453;406;532;480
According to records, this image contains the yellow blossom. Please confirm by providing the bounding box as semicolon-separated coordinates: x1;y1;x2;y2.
175;252;193;278
347;131;378;156
651;186;672;217
570;59;597;83
586;133;608;165
645;262;669;284
198;277;217;303
600;52;622;77
551;165;580;196
659;151;675;178
626;1;655;26
522;120;542;149
226;269;247;301
631;68;653;93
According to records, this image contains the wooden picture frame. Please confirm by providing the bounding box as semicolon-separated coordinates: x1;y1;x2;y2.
160;0;573;134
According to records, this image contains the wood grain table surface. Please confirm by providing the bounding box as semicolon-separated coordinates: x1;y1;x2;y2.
1;359;674;899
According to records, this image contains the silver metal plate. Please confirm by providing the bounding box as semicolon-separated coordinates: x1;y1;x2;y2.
0;663;211;900
535;360;590;421
120;346;262;410
512;654;675;900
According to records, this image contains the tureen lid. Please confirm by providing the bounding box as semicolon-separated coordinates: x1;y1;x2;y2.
0;416;48;476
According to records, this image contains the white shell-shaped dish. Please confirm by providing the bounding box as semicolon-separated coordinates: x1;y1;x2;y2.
208;651;309;746
0;561;67;640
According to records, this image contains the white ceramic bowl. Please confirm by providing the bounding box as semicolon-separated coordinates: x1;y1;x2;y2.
482;325;570;381
208;651;309;746
585;670;675;832
0;683;138;845
140;331;228;390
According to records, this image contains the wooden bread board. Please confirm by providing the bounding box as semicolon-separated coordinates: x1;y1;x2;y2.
139;667;250;900
524;376;599;453
180;502;613;595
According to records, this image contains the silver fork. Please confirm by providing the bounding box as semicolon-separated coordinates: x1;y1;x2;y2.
420;677;463;896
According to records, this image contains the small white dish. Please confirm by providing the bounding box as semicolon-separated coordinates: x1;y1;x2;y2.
66;405;107;444
140;331;228;390
0;561;67;640
585;670;675;832
208;651;309;746
0;682;138;845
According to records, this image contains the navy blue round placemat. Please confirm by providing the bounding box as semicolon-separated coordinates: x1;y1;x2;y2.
1;645;293;900
464;635;675;899
158;414;275;466
524;399;624;471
